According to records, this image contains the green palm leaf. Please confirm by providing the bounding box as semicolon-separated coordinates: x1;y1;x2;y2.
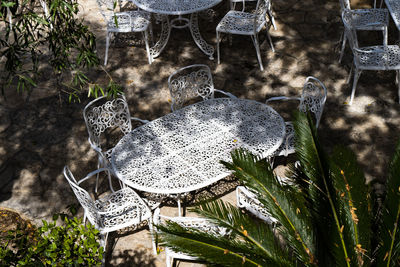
221;149;316;265
330;146;371;266
157;199;293;266
377;140;400;266
191;200;293;265
292;111;352;266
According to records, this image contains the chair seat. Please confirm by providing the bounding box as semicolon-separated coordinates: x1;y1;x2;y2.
105;147;163;210
106;11;150;33
355;45;400;70
217;11;263;35
95;187;152;233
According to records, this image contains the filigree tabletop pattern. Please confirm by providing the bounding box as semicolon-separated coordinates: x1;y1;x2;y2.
132;0;222;15
111;98;285;194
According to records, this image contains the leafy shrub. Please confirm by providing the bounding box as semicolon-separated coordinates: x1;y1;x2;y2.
0;213;103;266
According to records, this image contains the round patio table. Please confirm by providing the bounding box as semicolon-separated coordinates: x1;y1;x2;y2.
130;0;222;60
111;98;286;195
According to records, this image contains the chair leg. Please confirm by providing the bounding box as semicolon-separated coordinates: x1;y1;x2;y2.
166;254;172;267
346;64;353;84
349;68;362;105
143;30;152;64
148;216;157;255
383;27;388;48
265;29;275;53
95;157;101;193
106;168;116;193
177;194;182;217
104;31;112;66
267;9;277;31
251;34;264;71
216;31;221;65
397;70;400;103
339;32;346;63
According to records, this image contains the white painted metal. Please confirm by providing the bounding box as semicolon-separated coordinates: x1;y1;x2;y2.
342;9;400;105
96;0;152;65
63;166;156;253
338;0;388;63
168;64;237;111
216;0;275;71
83;94;149;192
153;208;229;267
129;0;221;59
111;98;286;195
266;76;327;156
229;0;277;30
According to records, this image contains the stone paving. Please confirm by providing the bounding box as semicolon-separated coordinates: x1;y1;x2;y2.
1;0;400;265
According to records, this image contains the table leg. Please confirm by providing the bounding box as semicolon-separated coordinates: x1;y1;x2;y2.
149;14;171;61
189;12;215;60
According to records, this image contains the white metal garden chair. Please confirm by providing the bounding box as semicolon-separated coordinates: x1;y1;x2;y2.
338;0;389;63
83;94;149;192
342;9;400;105
96;0;152;65
266;76;327;157
236;186;278;224
63;166;156;253
153;208;230;267
168;64;237;111
216;0;275;71
229;0;277;30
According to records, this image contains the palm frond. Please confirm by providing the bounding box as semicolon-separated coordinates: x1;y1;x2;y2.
221;149;316;265
157;219;290;267
330;146;371;266
377;139;400;266
292;111;352;266
191;199;293;266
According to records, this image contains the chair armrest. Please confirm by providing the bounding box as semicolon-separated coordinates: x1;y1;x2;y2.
214;89;237;99
131;117;150;124
78;168;109;185
265;96;301;104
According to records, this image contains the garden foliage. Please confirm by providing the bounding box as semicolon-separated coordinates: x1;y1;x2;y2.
0;0;122;102
157;112;400;266
0;212;103;266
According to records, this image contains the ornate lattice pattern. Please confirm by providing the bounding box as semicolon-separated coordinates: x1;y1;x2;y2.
338;0;388;63
386;0;400;30
63;167;152;234
154;208;230;266
299;77;328;128
216;0;274;70
132;0;222;15
96;0;152;65
342;8;400;104
266;76;327;156
84;95;132;148
112;98;286;195
168;65;214;111
236;186;277;224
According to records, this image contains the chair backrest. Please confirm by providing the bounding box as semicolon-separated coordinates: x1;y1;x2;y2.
298;77;327;128
63;166;101;228
168;64;215;111
341;9;362;50
254;0;269;31
83;94;132;148
96;0;116;10
339;0;351;10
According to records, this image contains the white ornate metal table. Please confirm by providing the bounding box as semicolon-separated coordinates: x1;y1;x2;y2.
130;0;221;60
111;98;285;195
